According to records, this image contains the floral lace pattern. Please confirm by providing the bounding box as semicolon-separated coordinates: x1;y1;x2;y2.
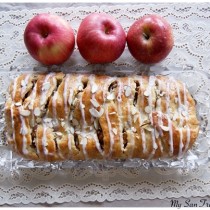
1;3;210;204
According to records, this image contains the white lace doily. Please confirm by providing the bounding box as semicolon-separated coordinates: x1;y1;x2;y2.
1;3;210;205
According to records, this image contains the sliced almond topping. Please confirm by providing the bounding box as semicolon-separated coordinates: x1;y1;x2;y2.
154;143;158;149
91;84;98;93
107;92;115;100
125;86;131;97
144;90;150;97
155;129;160;138
143;125;154;132
98;108;104;116
72;119;79;126
20;109;31;117
40;98;46;106
36;118;42;123
131;127;137;133
134;114;139;123
109;112;116;115
90;98;100;108
72;98;77;106
55;132;63;137
172;112;178;121
181;110;188;117
24;101;30;109
174;97;178;104
69;112;73;121
70;126;74;134
20;127;28;135
145;106;152;114
42;82;51;91
48;122;53;128
160;125;169;131
61;121;65;127
94;120;99;130
155;89;160;95
81;103;85;109
15;102;22;107
34;107;41;116
44;118;52;123
78;85;83;91
89;108;104;118
112;128;118;135
159;91;165;97
21;80;27;87
28;103;33;110
131;106;138;115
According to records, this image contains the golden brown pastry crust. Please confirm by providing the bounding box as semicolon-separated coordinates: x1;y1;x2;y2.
5;73;200;161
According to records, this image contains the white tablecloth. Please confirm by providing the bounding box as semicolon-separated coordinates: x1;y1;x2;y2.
1;2;210;207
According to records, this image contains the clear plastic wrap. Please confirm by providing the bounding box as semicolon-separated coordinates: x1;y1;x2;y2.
0;64;210;172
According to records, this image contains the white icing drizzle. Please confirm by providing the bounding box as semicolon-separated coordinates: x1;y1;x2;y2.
148;128;158;159
21;74;30;98
22;136;28;155
19;109;29;155
29;83;38;127
10;104;17;150
141;127;147;154
102;77;117;156
63;75;70;117
105;104;115;156
184;126;191;153
67;134;72;153
88;75;96;124
165;80;174;156
157;111;163;137
68;89;74;107
147;76;159;157
52;91;58;119
80;96;87;129
167;114;174;156
80;133;88;159
139;77;147;154
155;79;164;153
12;77;18;100
93;132;103;155
29;83;37;109
173;78;189;157
42;125;48;156
147;76;156;108
178;128;184;157
127;78;135;157
116;80;125;152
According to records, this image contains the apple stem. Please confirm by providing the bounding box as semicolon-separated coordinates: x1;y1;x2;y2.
105;28;110;34
143;32;150;40
41;31;49;38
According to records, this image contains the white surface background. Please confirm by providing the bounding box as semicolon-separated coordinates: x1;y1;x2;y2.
1;2;210;207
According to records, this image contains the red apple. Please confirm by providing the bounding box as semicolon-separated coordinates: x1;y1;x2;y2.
24;13;75;65
127;14;174;64
76;13;126;64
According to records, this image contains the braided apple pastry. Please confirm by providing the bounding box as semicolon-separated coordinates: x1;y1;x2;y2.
4;73;199;161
